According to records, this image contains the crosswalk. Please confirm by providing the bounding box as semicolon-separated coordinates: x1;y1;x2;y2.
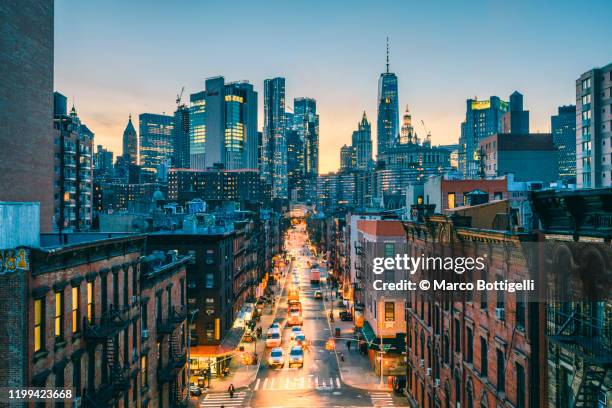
369;392;396;407
200;391;247;407
253;376;342;391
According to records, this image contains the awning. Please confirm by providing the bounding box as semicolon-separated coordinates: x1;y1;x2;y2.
360;321;405;353
190;327;245;357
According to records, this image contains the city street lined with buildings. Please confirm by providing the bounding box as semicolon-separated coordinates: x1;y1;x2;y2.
198;221;408;407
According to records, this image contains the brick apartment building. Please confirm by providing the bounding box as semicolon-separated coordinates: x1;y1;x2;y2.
356;219;408;376
403;215;543;408
0;228;189;408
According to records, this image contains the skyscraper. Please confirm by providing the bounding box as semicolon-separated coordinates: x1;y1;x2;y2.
53;93;94;231
0;0;54;232
93;144;114;178
287;128;304;202
189;77;258;170
458;96;509;178
173;105;190;168
122;114;138;163
352;111;373;171
576;63;612;188
139;113;174;182
189;90;206;169
294;97;319;202
263;77;288;199
340;144;356;172
399;105;415;144
376;38;399;162
551;105;576;184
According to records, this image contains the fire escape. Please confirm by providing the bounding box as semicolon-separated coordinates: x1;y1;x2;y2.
354;241;366;308
157;306;188;407
547;305;611;407
83;305;131;408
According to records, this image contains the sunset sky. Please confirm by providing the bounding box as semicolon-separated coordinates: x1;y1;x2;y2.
55;0;612;173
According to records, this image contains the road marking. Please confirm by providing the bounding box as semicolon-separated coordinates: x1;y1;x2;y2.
254;376;342;391
369;392;395;407
329;377;334;389
336;377;341;388
254;378;260;391
201;391;247;407
263;377;268;390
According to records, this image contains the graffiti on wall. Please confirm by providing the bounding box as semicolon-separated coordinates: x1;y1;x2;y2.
0;248;30;274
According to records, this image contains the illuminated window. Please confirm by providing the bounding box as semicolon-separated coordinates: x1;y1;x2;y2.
72;286;80;333
34;299;44;352
141;355;148;387
385;302;395;321
55;291;64;339
87;282;94;323
447;193;456;209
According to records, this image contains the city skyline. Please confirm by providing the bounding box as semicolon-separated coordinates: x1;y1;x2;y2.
55;0;612;173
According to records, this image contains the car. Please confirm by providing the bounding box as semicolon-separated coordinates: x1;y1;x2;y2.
266;329;282;348
288;346;304;368
189;383;202;396
290;326;302;339
270;322;280;330
314;290;323;300
294;333;306;345
340;311;353;321
268;347;285;368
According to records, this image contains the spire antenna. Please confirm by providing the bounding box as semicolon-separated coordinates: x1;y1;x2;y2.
386;36;390;73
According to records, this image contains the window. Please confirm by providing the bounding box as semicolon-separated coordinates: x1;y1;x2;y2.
496;349;505;392
71;286;80;333
582;94;592;105
384;243;394;257
141;355;148;387
480;268;488;309
454;318;460;353
443;333;450;364
493;191;502;200
516;362;526;408
466;327;473;363
112;272;119;307
34;299;44;352
384;269;394;283
385;302;395;321
480;337;488;377
516;291;525;330
55;291;64;339
86;282;94;323
582;78;591;90
447;192;456;209
123;268;129;306
205;273;214;289
582;110;592;121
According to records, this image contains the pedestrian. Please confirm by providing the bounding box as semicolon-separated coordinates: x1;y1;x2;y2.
346;340;351;352
228;384;235;398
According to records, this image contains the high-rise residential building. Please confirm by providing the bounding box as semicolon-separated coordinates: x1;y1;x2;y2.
0;0;55;232
376;39;399;161
139;113;174;182
263;77;288;199
189;90;206;169
189;77;258;170
122;114;138;163
294;97;319;202
340;144;356;172
459;95;509;178
576;63;612;188
287;128;304;202
53;93;94;231
173;104;190;168
551;105;577;183
352;111;373;171
93;144;114;178
501;91;530;134
399;105;415;144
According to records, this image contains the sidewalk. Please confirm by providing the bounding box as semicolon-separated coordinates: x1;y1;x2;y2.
328;300;392;391
208;262;290;393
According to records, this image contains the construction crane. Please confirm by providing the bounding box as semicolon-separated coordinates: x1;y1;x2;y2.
176;86;185;107
420;120;432;146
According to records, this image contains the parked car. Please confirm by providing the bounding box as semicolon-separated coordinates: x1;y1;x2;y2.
314;290;323;300
288;346;304;368
268;347;285;368
340;310;352;321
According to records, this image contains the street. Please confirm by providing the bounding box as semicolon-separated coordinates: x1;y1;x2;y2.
199;222;407;408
